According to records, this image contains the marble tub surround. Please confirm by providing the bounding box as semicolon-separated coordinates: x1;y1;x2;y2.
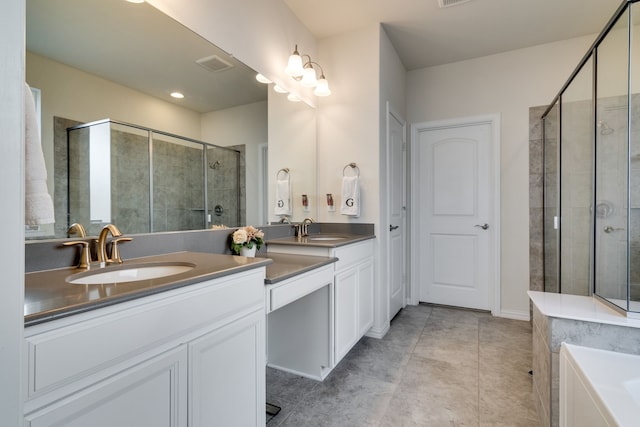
24;251;271;326
529;291;640;427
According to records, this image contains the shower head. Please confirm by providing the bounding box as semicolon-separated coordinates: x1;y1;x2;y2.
597;120;614;135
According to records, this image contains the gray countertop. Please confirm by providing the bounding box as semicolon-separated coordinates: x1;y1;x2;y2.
24;251;272;327
24;233;373;326
264;253;338;284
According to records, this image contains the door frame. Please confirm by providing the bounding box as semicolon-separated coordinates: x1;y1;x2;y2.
386;102;407;318
409;114;501;315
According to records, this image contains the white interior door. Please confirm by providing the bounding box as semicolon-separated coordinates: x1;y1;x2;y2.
387;105;406;319
414;117;497;311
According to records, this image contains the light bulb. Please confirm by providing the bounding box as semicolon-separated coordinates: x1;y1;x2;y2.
300;67;317;87
255;73;272;84
273;85;288;94
314;77;331;96
285;46;304;78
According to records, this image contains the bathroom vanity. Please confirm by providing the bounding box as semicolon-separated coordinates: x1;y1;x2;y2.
21;227;376;425
23;252;270;427
266;235;375;371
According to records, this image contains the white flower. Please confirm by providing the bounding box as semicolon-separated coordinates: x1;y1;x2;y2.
232;229;248;244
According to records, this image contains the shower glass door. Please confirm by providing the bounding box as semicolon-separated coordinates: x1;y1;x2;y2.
594;9;630;309
559;58;594;296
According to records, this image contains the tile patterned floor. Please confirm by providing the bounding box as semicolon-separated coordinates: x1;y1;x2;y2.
266;303;538;426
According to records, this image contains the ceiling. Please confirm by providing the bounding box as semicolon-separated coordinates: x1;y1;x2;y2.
284;0;624;70
26;0;266;113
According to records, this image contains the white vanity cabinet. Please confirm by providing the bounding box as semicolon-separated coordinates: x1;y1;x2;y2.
23;268;266;427
268;238;374;366
335;248;374;362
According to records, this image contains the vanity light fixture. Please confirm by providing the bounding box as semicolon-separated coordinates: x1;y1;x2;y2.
273;85;288;94
170;91;185;99
287;93;301;102
255;73;272;84
285;44;331;96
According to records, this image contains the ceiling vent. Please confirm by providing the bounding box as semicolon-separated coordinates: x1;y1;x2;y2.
196;55;233;73
438;0;472;8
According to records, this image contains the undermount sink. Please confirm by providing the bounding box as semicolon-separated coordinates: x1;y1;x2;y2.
307;235;349;241
66;262;196;285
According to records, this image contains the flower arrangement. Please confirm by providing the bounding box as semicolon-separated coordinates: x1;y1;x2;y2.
229;225;264;255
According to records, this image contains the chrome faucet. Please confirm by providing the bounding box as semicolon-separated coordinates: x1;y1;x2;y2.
279;216;291;224
300;217;315;237
97;224;123;266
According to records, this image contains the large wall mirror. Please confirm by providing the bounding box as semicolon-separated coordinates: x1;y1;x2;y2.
26;0;317;240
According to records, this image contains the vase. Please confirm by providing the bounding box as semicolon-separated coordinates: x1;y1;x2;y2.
241;246;256;257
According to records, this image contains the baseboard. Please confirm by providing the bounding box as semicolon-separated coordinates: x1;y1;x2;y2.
365;323;390;339
495;309;530;321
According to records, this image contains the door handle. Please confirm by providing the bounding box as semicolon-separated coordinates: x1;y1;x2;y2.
389;224;399;232
474;223;489;230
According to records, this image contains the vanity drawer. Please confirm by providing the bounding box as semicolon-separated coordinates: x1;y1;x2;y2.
24;269;265;399
334;240;373;271
267;265;333;312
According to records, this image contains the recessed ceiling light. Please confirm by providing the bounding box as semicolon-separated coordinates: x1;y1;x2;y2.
255;74;272;84
170;92;185;99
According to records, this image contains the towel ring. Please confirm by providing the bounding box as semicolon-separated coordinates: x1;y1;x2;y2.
277;168;290;180
342;162;360;177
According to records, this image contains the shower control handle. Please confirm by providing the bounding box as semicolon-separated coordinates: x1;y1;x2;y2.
474;223;489;230
603;225;624;234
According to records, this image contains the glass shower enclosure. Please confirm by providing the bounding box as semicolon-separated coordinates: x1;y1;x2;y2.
67;119;242;236
541;0;640;317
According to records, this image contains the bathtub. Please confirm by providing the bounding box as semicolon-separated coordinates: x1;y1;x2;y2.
560;343;640;426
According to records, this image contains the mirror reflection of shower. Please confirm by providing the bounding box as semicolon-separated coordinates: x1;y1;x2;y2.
597;120;614;135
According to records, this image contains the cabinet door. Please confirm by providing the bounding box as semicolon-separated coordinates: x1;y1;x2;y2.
188;310;265;427
25;346;187;427
335;268;359;363
358;260;374;337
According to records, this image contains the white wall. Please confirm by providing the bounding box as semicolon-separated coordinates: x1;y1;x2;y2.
317;24;393;334
406;34;596;318
0;0;25;424
267;91;317;223
202;101;267;226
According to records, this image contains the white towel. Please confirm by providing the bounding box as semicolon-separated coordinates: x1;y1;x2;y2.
24;83;55;225
274;178;292;216
340;176;360;217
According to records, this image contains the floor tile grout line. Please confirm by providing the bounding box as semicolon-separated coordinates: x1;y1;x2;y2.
373;306;434;426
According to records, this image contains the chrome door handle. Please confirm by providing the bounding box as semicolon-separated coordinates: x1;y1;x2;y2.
389;225;399;231
474;223;489;230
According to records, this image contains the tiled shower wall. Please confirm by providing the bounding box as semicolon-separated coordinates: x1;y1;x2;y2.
529;106;546;295
56;117;244;237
